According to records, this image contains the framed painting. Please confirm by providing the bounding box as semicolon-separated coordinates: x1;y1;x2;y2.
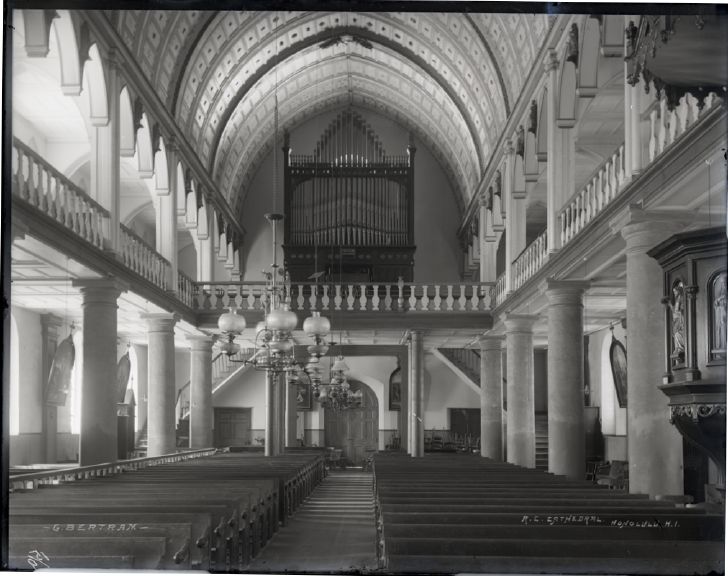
610;333;627;408
297;380;312;411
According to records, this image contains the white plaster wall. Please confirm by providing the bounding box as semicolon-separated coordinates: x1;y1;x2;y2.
588;324;627;437
213;368;268;429
423;353;480;429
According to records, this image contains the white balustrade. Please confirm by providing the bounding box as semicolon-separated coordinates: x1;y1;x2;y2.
119;225;171;291
177;270;195;307
494;273;507;308
560;143;625;247
192;282;494;312
512;230;548;290
12;138;107;249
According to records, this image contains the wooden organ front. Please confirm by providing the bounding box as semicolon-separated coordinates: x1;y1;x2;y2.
283;110;416;283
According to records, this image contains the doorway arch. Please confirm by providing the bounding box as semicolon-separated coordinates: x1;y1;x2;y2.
324;379;378;466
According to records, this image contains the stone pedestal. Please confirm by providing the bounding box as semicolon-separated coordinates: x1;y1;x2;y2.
479;334;504;460
622;220;683;496
145;313;178;457
503;314;538;468
188;336;213;448
74;280;125;465
545;280;589;480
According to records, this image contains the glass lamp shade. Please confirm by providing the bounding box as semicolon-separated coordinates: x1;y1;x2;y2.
219;339;241;356
268;339;294;354
303;311;331;337
266;305;298;332
307;343;329;357
218;309;247;333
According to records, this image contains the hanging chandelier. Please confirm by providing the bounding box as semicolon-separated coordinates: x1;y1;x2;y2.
313;351;362;411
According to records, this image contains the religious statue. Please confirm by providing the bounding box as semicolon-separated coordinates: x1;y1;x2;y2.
668;281;686;364
713;273;726;353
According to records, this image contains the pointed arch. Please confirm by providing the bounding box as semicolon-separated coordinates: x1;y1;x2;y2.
119;86;136;157
197;195;210;240
50;10;82;95
185;179;198;229
82;44;108;126
176;162;186;216
536;88;549;162
136;113;154;178
22;9;56;57
154;138;169;194
558;40;578;128
578;17;601;98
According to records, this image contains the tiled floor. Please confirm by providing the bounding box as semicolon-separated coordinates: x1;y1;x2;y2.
248;470;378;573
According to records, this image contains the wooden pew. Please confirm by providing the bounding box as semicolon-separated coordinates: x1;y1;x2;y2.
372;453;725;574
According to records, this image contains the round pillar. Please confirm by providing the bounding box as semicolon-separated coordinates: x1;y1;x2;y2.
503;314;538;468
188;336;213;448
265;371;280;457
75;279;125;465
622;221;684;496
546;280;589;481
145;313;178;457
410;330;424;458
479;334;504;460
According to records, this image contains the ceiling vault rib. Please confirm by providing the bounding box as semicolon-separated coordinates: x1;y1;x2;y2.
168;11;218;115
206;25;486;182
463;14;511;117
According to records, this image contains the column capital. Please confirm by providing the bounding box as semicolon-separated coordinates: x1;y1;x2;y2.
142;312;179;333
503;139;515;157
40;312;65;331
501;313;539;333
540;278;591;305
408;329;424;340
478;333;505;351
73;278;128;302
611;206;686;254
478;194;488;208
187;335;214;351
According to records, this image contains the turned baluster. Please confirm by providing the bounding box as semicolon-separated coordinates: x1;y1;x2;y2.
359;284;367;310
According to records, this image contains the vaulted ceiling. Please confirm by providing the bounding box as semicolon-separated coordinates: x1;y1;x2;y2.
110;10;553;215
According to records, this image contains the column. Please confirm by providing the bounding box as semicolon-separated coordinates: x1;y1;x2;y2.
503;314;537;468
156;143;179;292
407;336;414;455
145;313;178;457
286;378;298;447
621;219;684;496
625;17;643;178
545;279;589;481
91;52;120;253
398;350;409;453
544;49;561;253
277;372;286;454
503;141;524;293
410;330;424;458
479;334;504;460
41;313;64;463
74;279;126;465
188;336;213;448
479;195;495;282
265;371;280;457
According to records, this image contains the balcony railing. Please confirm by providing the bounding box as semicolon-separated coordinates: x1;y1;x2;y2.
12;138;107;250
120;224;170;291
193;281;495;313
560;144;626;247
177;269;195;307
512;230;548;291
494;273;507;307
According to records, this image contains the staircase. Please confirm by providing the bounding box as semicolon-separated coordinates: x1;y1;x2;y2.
437;348;480;386
535;412;548;471
134;421;148;457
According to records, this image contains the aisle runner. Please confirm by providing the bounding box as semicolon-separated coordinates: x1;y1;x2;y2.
248;471;377;573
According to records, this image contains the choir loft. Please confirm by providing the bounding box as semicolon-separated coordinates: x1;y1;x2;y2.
4;6;727;575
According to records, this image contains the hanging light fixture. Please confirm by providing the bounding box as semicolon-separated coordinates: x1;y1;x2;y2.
217;15;332;378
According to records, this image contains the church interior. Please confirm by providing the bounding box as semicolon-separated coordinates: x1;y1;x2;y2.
4;6;727;574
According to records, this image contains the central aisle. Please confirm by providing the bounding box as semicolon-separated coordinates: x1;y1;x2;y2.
248;470;378;573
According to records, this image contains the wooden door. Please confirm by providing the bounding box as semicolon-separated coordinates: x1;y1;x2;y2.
324;381;378;466
214;408;252;447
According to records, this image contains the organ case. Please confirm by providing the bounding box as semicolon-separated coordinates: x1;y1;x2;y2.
283;110;416;283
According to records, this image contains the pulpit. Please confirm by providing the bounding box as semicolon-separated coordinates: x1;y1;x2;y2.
648;227;726;503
